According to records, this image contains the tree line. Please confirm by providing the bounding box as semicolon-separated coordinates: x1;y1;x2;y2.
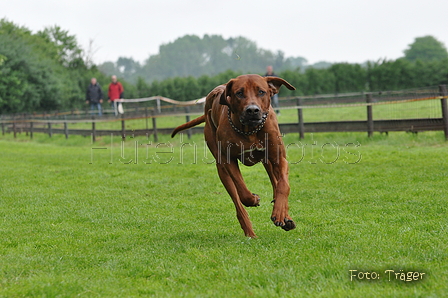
132;58;448;101
130;35;448;99
1;19;448;113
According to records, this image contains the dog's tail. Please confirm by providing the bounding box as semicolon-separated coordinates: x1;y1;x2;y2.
171;114;206;138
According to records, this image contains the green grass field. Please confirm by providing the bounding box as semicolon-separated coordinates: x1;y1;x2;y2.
1;130;447;297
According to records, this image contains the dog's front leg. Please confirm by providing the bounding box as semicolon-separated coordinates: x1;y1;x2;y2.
216;159;257;238
270;157;296;231
263;160;278;201
216;162;256;238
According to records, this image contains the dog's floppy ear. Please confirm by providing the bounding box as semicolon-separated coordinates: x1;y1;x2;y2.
219;79;234;106
265;76;295;95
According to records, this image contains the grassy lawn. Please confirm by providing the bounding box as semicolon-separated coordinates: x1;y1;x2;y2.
0;131;447;297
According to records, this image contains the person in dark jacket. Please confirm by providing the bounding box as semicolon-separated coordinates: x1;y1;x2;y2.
86;78;103;116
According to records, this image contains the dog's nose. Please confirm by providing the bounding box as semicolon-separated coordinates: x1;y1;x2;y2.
245;105;260;116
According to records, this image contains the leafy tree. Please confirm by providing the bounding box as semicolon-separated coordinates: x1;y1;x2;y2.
284;56;308;71
329;63;366;93
100;35;305;83
366;59;414;91
117;57;141;78
0;33;60;112
182;76;201;100
404;35;448;62
304;68;335;95
412;59;448;87
148;80;160;97
98;61;118;76
310;61;332;69
197;75;213;97
0;19;108;112
277;69;306;96
37;26;85;68
118;79;137;99
136;76;150;98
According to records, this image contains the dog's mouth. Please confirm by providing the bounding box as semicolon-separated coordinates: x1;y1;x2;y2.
241;118;262;126
240;112;268;127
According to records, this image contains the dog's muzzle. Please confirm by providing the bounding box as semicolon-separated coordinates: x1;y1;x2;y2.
240;105;265;126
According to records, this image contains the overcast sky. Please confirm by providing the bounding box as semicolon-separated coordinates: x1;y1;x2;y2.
3;0;448;65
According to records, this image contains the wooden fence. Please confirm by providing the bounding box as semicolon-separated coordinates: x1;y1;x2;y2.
1;85;448;141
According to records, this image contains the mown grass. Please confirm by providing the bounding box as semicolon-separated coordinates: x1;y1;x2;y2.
0;131;447;297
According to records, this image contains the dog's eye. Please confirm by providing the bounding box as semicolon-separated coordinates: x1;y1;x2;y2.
258;90;266;96
235;91;244;98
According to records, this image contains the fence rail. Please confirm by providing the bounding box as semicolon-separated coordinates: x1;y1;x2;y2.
1;85;448;141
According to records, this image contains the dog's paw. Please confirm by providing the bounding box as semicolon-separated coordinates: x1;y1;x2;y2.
281;218;296;231
271;216;296;231
242;193;260;207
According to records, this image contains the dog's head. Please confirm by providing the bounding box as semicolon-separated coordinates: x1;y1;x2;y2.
220;74;295;127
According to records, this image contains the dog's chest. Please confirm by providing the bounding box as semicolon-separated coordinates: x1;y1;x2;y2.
238;141;267;165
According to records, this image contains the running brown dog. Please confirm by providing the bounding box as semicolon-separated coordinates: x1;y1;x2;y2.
171;74;296;237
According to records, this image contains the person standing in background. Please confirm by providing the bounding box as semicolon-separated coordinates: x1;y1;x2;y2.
85;77;103;116
108;75;124;116
264;65;280;115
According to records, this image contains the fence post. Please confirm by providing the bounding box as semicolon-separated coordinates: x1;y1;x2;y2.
24;114;28;136
185;106;192;140
145;107;149;131
152;110;158;142
1;115;4;136
439;85;448;140
64;115;69;139
48;117;52;138
121;114;125;138
92;116;96;142
19;114;24;135
366;93;374;137
156;97;161;113
30;121;33;139
13;114;17;138
297;97;305;139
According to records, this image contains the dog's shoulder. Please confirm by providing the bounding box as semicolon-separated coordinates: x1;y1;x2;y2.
207;84;226;101
205;84;226;111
